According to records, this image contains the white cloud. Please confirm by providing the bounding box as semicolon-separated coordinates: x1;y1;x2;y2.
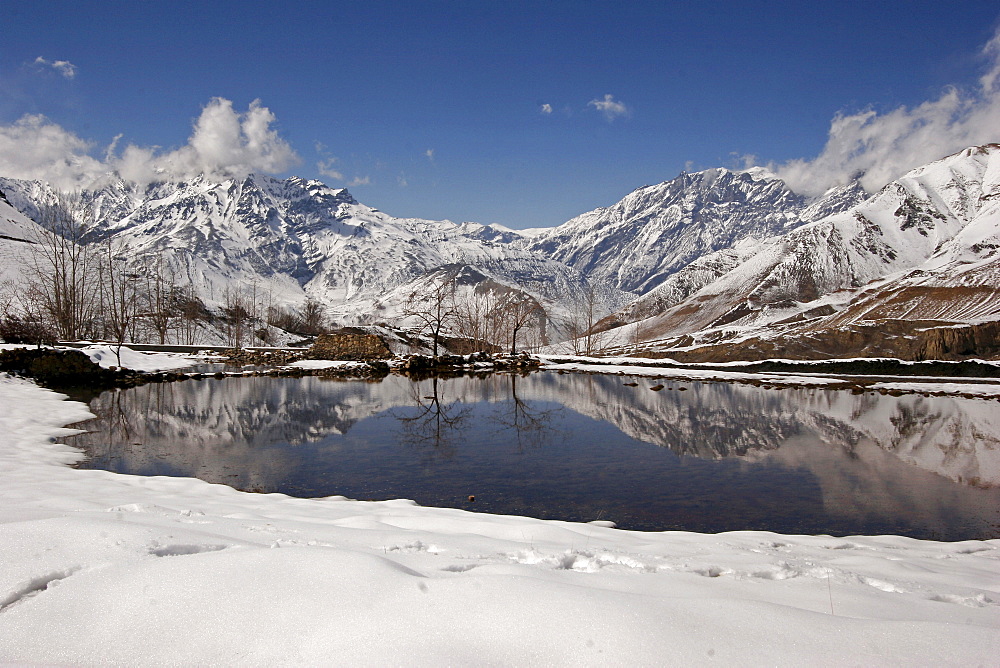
34;57;78;79
317;158;343;181
773;28;1000;197
0;98;301;190
731;153;758;170
425;149;435;162
540;103;553;115
0;114;105;190
165;98;300;178
588;94;630;122
398;175;409;187
315;142;344;181
348;176;371;187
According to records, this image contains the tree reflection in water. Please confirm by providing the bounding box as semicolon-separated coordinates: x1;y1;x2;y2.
67;373;1000;539
395;376;471;456
392;373;562;456
490;374;562;453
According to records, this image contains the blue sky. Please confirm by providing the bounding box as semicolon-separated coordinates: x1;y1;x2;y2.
2;1;999;228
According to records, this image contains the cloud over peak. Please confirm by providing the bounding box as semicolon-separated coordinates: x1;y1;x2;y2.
0;114;103;190
772;28;1000;197
0;98;300;190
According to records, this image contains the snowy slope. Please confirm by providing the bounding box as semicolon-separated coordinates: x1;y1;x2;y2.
528;167;864;295
0;188;42;244
607;145;1000;350
0;175;623;339
0;188;47;294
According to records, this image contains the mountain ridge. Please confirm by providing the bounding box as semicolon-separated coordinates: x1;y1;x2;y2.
2;144;1000;359
593;144;1000;359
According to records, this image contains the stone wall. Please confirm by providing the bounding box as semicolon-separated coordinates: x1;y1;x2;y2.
309;331;393;360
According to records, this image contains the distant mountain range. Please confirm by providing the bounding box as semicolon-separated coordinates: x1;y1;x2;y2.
589;144;1000;360
2;143;999;359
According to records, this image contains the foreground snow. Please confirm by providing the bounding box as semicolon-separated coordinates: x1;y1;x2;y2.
0;364;998;665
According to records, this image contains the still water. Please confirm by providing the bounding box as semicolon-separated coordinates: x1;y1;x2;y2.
68;372;1000;540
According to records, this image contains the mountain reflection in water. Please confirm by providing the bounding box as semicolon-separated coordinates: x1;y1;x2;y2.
69;373;1000;540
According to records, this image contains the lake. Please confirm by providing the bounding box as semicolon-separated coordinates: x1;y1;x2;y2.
68;371;1000;540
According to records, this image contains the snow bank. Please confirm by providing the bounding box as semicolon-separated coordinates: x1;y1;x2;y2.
1;343;200;373
285;359;370;370
79;344;199;372
0;374;997;666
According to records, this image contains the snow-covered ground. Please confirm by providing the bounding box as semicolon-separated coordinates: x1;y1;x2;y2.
79;344;205;372
0;351;998;665
0;343;201;373
286;359;372;371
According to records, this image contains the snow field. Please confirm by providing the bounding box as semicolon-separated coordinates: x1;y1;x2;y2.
0;352;998;665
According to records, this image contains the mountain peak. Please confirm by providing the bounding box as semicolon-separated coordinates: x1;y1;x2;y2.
739;165;779;182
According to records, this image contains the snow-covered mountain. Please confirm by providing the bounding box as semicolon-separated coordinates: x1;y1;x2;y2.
590;144;1000;359
0;174;621;339
527;167;865;296
3;144;1000;358
0;187;47;294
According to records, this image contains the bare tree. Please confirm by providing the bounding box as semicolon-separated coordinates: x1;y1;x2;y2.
0;278;56;346
403;275;458;357
22;194;102;340
222;285;253;348
300;297;327;335
494;292;544;355
267;303;303;334
0;277;15;315
98;239;144;365
140;256;181;345
248;278;268;342
564;286;605;355
631;316;651;356
453;287;503;353
176;284;208;345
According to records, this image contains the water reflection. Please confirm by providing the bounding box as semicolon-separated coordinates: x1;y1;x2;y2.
395;376;473;455
68;372;1000;539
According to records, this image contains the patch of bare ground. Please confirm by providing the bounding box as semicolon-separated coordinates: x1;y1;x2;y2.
643;319;1000;364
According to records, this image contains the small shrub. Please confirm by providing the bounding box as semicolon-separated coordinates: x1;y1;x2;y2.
0;348;122;387
255;327;274;345
0;316;57;346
